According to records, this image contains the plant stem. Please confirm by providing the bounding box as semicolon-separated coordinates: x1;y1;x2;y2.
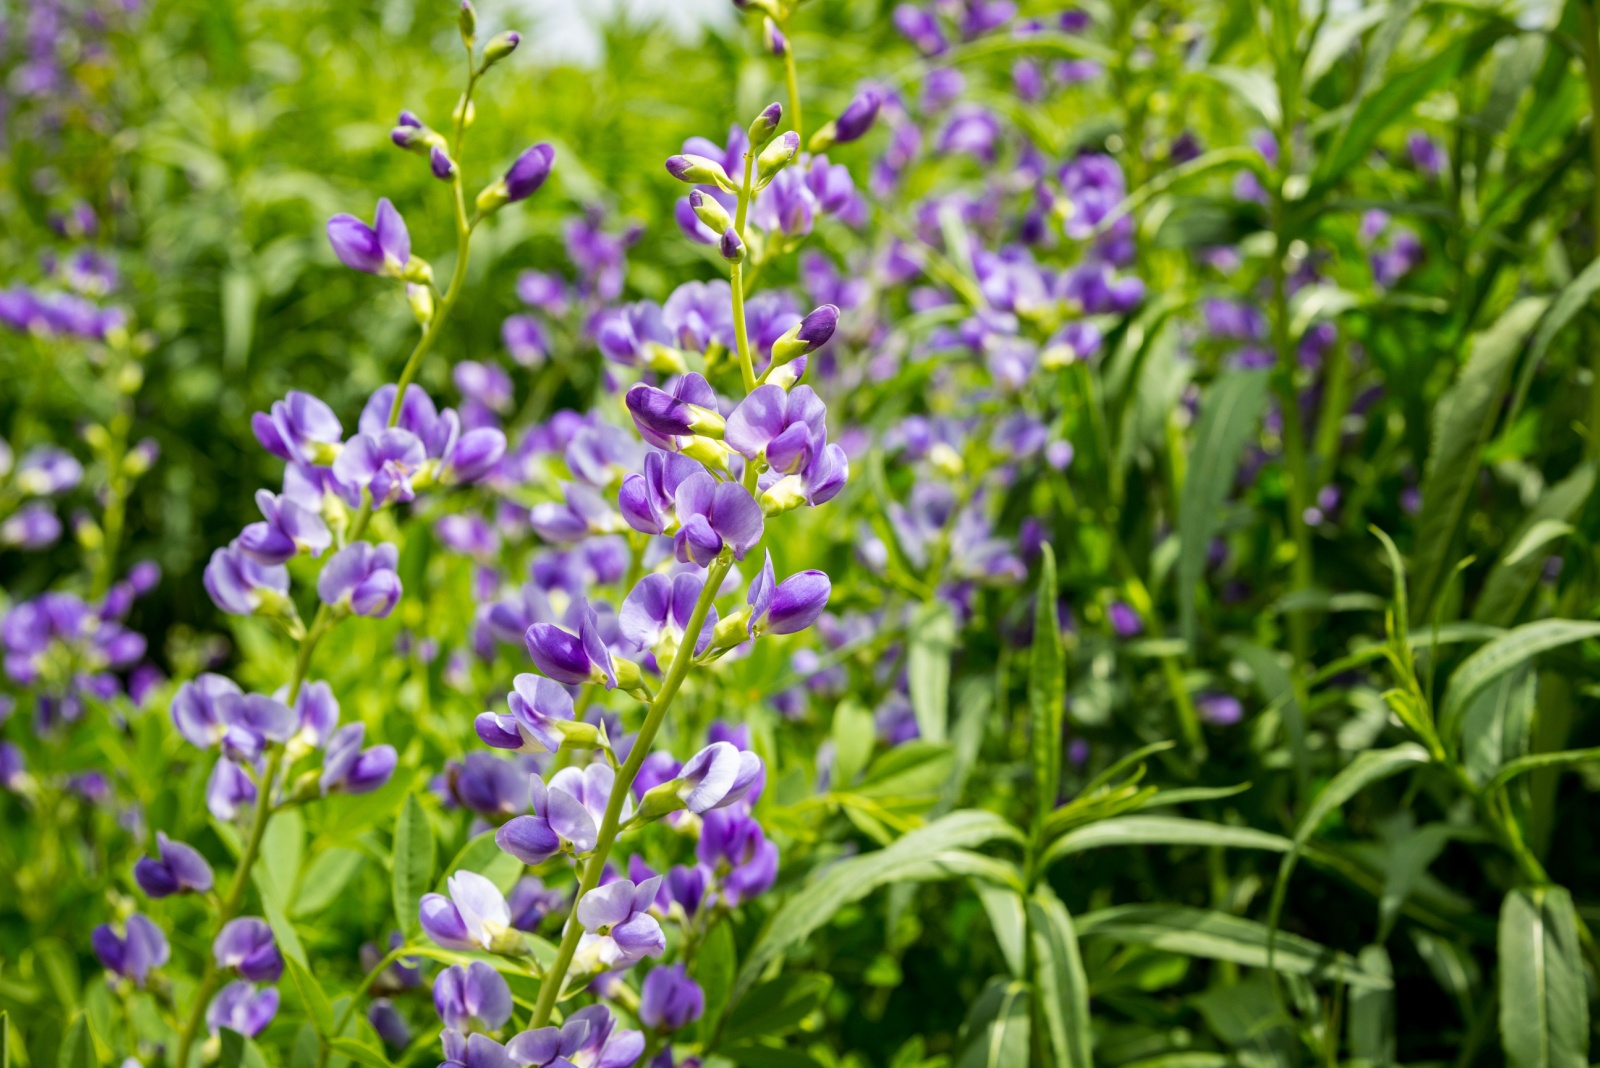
780;21;802;145
731;153;758;393
528;555;735;1027
1581;0;1600;460
170;746;284;1068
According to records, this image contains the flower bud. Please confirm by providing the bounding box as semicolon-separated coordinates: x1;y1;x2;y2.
756;131;800;183
689;189;732;232
480;30;520;70
762;17;786;55
719;228;745;263
636;780;689;822
747;102;783;149
429;147;457;181
459;0;477;47
401;258;434;286
407;283;434;326
665;154;736;192
453;94;476;130
391;112;444;153
808;122;839;153
833;88;882;144
769;303;838;365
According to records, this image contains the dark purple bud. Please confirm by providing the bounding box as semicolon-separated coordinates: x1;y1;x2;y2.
719;228;745;263
666;154;734;188
748;101;783;148
504;142;555;201
134;832;214;898
93;914;169;986
431;146;458;180
482;30;521;67
317;541;402;618
369;999;411;1051
834;89;882;143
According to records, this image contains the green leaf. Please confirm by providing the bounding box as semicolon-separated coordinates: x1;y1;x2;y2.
1230;641;1309;795
974;883;1027;978
1043;816;1289;866
293;847;366;917
1149;196;1266;249
939;677;993;811
218;1030;268;1068
1474;464;1595;626
1348;945;1396;1064
1313;26;1506;193
854;741;955;800
1304;5;1389;85
260;887;308;967
254;808;304;913
692;918;736;1046
1460;664;1536;786
1499;887;1588;1068
1030;543;1065;824
328;1038;392;1068
1;1011;8;1068
723;974;831;1043
892;849;1026;891
1510;257;1600;423
56;1016;93;1068
1077;906;1390;988
829;698;875;789
437;831;522;896
1411;298;1548;622
719;1046;825;1068
283;952;335;1036
1029;886;1093;1068
1204;66;1280;126
907;601;956;743
1178;372;1269;642
392;792;435;941
1441;620;1600;738
955;979;1032;1068
731;810;1023;1006
1485;747;1600;792
1293;744;1432;848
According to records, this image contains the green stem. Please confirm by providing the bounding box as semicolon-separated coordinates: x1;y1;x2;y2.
528;555;735;1027
1581;0;1600;460
780;21;802;145
730;152;758;393
171;747;285;1068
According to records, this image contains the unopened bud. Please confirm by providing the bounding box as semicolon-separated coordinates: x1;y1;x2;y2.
689;189;732;232
613;657;644;692
747;102;783;149
763;18;787;55
719;228;745;263
458;0;478;47
808;122;838;153
452;94;476;130
481;30;520;70
407;283;434;326
665;154;736;192
429;146;457;181
401;258;434;286
756;131;800;183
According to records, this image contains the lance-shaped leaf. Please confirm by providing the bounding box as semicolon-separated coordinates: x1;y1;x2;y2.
392;792;435;941
1029;886;1092;1068
1030;543;1065;825
1499;886;1587;1068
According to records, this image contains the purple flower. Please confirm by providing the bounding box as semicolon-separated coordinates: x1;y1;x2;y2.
747;551;830;637
757;439;849;513
204;541;290;617
619;452;703;536
1197;692;1244;726
448;752;531;818
697;810;778;906
507;1006;643;1068
238;489;332;564
619;572;718;657
207;758;258;820
370;999;411;1051
937;106;1001;162
894;4;949;54
134;832;214;898
834;88;882;143
640;964;705;1031
525;600;622;688
476;673;574;754
171;673;243;749
595;301;671;367
92;913;169;986
508;876;567;931
1058;154;1126;239
663;280;733;350
0;743;24;791
1108;600;1142;637
725;385;828;473
206;982;279;1037
497;770;597;863
318;541;402;618
321;723;398;794
431;146;458;180
327;198;413;278
333;428;427;506
625;374;725;445
672;473;764;566
503;314;551;368
14;446;82;495
420;871;514;952
214;917;284;982
517;270;570;315
455;361;514;413
437;514;500;558
434;961;513;1032
1407;129;1446;176
504;143;557;202
286;679;340;749
0;503;62;549
678;742;762;814
575;876;667;967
